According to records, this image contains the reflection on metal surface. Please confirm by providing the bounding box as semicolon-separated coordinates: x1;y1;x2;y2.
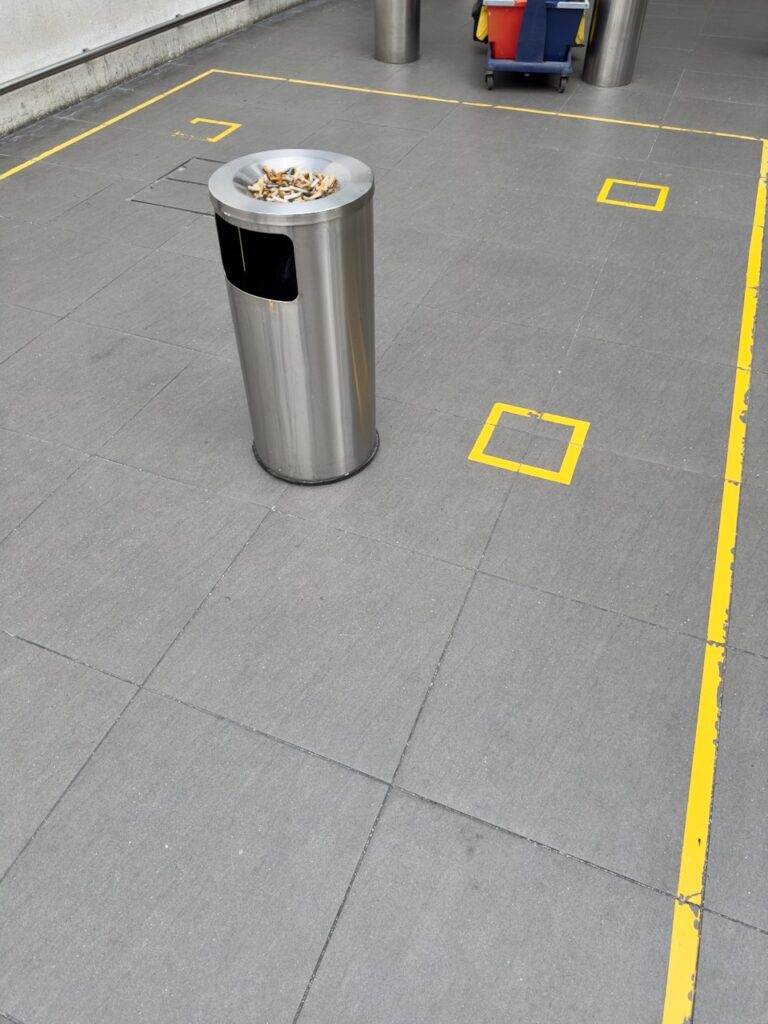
374;0;421;64
582;0;650;88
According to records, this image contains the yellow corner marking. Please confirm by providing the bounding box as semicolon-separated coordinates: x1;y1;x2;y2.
468;403;590;485
597;177;669;212
660;138;768;1024
0;69;217;181
189;117;241;142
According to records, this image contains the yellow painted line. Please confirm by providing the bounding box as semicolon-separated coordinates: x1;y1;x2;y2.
596;177;669;212
660;138;768;1024
468;402;590;485
288;77;460;104
0;69;217;181
2;66;765;184
660;123;760;143
208;68;287;82
189;117;241;142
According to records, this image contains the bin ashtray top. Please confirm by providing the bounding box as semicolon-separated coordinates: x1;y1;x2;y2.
208;149;374;228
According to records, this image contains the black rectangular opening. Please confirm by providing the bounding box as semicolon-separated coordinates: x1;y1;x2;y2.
215;215;298;301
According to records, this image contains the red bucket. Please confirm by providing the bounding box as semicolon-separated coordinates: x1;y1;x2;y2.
487;1;527;60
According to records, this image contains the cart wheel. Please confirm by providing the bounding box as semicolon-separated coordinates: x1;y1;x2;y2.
485;72;494;91
558;75;567;93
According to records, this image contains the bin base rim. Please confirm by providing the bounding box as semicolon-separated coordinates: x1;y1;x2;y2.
252;432;379;485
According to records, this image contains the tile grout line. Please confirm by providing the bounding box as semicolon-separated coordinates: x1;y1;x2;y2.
0;686;142;889
0;452;90;552
291;468;531;1020
0;629;137;690
0;510;271;890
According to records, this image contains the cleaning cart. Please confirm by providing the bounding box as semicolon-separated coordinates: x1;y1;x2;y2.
482;0;589;92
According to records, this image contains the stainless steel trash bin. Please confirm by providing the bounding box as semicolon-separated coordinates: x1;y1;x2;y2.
208;150;377;485
375;0;420;63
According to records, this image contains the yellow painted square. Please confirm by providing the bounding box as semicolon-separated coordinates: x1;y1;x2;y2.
596;177;669;212
467;403;590;485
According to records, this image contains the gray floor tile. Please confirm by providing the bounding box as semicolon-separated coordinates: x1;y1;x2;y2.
676;68;768;106
607;209;750;283
694;913;768;1024
0;430;86;541
482;444;722;635
742;370;768;487
639;14;700;51
41;124;205;180
423;241;602;334
0;318;193;452
535;116;659;161
166;156;223;185
0;219;148;317
340;93;457;132
297;55;404;89
543;334;733;475
430;104;548;147
0;633;134;876
629;46;686;95
278;398;514;568
374;220;467;301
375;294;418;355
120;74;284;132
706;649;768;931
637;159;758;224
151;513;471;778
649;129;759;175
0;302;58;364
71;249;236;358
0;691;385;1024
663;96;768;138
729;483;768;657
302;118;425;176
373;166;495;241
686;35;768;81
487;188;622;260
0;115;112;162
160;214;220;262
101;355;286;506
394;133;644;197
399;574;702;890
578;261;743;367
0;458;262;683
563;84;673;125
498;146;644;203
702;8;768;40
0;163;115;224
190;104;326;159
378;305;568;424
299;790;671;1024
50;178;199;246
131;176;212;215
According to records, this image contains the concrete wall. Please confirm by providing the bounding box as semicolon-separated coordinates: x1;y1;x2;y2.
0;0;304;136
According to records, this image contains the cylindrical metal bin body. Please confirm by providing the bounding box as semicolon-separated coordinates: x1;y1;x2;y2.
209;150;376;485
375;0;420;63
582;0;649;87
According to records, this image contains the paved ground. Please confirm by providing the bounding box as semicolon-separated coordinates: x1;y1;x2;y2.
1;0;768;1021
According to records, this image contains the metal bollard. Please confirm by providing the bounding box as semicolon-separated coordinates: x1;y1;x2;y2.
582;0;650;87
374;0;421;63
